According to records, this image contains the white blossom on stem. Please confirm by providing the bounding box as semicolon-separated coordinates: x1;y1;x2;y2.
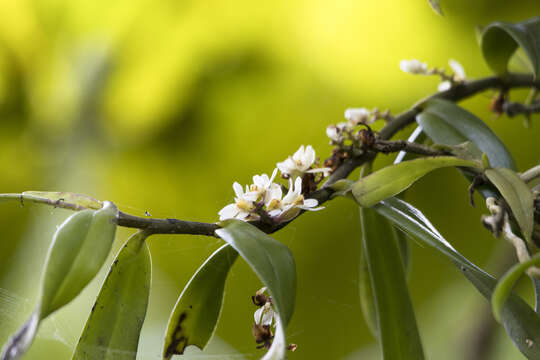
250;168;282;204
344;107;370;125
438;59;466;91
218;182;259;221
400;59;429;74
326;125;342;142
254;302;275;326
276;145;331;179
278;177;323;222
449;59;466;80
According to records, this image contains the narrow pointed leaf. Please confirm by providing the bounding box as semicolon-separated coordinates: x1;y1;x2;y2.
373;197;540;358
360;207;425;359
481;17;540;77
0;192;102;211
162;245;239;359
533;277;540;314
73;230;152;360
1;202;118;360
492;254;540;323
417;98;516;170
359;210;410;338
216;220;296;360
358;247;378;337
486;168;534;242
351;156;481;207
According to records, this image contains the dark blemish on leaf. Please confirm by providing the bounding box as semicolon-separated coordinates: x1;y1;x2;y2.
164;312;189;358
189;305;193;309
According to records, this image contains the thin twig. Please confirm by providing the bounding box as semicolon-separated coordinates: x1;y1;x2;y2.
372;139;448;156
503;100;540;117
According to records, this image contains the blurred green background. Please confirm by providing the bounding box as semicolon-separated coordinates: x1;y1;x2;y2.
1;0;540;359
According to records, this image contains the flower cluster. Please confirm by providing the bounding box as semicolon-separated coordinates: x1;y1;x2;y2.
438;59;466;91
325;107;379;148
276;145;330;179
218;145;328;222
400;58;466;91
251;287;296;352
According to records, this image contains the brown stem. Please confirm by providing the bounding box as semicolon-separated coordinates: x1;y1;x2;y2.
372;139;447;156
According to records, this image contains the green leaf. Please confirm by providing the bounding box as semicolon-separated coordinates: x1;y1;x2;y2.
358;246;378;337
532;277;540;314
481;17;540;77
360;207;425;359
73;230;152;360
417;98;516;170
492;254;540;323
216;220;296;360
162;245;239;359
485;168;534;242
427;0;443;16
373;197;540;359
351;156;481;207
0;191;102;210
1;202;118;360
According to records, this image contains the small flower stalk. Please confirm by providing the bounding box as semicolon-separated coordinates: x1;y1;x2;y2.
219;146;327;223
438;59;466;91
400;58;467;91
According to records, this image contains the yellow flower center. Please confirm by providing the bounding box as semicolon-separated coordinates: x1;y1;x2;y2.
237;199;254;211
293;195;304;206
267;199;282;211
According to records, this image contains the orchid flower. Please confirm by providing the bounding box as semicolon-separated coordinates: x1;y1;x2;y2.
276;145;331;179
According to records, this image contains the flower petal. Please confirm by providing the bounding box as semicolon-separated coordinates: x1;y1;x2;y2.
303;198;319;208
294;177;302;194
306;167;332;174
218;204;239;220
299;205;324;211
233;182;244;197
269;168;278;183
449;59;465;79
438;81;451;92
293;145;305;161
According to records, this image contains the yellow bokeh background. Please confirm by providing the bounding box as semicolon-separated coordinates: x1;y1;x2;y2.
0;0;539;359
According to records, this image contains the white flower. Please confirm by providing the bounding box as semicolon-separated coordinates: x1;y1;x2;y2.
276;145;331;179
254;302;275;326
336;122;349;131
400;59;429;74
437;80;452;92
250;168;282;204
449;59;466;80
438;59;466;92
218;182;259;221
344;107;370;125
278;177;323;222
326;125;341;142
